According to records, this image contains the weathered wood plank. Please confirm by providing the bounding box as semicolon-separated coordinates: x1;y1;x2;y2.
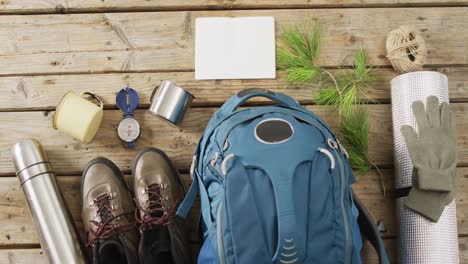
0;169;466;244
0;8;466;75
0;169;466;262
2;67;468;111
0;240;400;264
0;174;199;245
0;0;467;14
0;171;401;244
0;240;399;264
1;104;468;175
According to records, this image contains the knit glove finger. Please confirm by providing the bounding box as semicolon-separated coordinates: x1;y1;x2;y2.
401;96;458;192
405;169;456;222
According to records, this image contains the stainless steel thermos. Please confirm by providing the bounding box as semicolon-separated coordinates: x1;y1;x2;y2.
11;139;87;264
148;80;194;125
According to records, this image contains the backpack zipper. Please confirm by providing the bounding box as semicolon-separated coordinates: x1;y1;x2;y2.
333;148;352;264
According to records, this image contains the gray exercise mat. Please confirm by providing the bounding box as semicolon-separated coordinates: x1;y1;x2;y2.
391;71;459;263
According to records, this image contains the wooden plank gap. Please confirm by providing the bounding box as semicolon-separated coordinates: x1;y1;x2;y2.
0;3;467;16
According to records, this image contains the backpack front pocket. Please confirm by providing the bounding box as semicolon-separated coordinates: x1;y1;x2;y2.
222;155;272;264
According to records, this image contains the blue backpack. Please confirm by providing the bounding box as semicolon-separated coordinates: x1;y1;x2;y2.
177;89;389;264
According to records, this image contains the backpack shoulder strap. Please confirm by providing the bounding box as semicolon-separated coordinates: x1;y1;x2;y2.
353;191;390;264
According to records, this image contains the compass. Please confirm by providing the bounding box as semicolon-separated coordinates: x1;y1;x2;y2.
116;87;140;148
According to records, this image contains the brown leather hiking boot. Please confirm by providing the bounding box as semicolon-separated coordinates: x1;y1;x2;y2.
81;157;139;264
133;147;191;264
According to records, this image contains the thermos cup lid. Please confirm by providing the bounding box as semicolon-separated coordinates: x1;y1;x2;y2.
11;139;52;184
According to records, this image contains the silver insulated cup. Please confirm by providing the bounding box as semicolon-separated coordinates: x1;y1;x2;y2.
148;80;194;124
11;139;87;264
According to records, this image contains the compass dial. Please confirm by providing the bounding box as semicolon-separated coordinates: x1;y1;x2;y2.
117;118;140;142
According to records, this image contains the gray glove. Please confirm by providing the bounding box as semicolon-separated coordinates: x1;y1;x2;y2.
401;96;457;191
405;168;457;222
401;96;458;222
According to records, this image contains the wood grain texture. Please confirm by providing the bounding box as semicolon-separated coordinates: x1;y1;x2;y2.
0;8;466;75
0;174;200;246
0;241;401;264
0;240;415;264
2;67;468;111
0;240;402;264
0;169;466;262
1;104;468;175
0;163;465;244
0;0;467;14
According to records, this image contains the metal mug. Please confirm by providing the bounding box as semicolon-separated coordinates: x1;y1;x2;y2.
53;91;103;143
148;80;194;125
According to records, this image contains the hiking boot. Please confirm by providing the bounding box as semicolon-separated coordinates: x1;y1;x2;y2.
81;157;139;264
133;147;191;264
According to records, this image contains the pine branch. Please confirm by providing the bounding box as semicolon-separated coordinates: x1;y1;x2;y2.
276;19;322;86
340;107;370;174
277;20;384;195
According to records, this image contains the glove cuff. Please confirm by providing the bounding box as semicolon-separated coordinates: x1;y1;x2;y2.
405;188;447;222
417;167;455;192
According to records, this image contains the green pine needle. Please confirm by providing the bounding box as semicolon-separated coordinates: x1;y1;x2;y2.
314;50;375;114
354;49;368;81
352;50;378;101
285;66;321;86
340;107;370;174
314;87;341;106
277;48;309;69
277;19;322;86
340;83;359;116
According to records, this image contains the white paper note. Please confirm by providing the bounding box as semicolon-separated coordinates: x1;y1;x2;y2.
195;16;276;80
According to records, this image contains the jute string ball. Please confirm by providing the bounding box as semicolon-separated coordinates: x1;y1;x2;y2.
386;25;427;73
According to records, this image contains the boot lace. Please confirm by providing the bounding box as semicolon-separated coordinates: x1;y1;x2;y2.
86;193;136;247
135;183;176;231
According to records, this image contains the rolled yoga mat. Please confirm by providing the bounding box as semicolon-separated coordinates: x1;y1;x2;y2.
391;71;459;263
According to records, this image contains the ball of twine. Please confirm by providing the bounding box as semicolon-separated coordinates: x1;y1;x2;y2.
386;25;427;73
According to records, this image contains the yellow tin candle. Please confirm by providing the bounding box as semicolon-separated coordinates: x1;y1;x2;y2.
53;92;104;144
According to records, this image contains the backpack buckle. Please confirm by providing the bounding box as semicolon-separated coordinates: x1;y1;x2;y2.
337;140;350;159
327;138;338;149
210;152;219;167
190;155;197;179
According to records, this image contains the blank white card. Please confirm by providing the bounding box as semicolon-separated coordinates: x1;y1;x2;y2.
195;16;276;80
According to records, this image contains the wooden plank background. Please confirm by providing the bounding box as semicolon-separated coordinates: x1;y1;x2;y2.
0;1;467;263
0;0;467;14
0;8;467;76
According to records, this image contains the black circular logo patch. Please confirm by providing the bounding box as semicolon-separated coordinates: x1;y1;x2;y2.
255;118;294;144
